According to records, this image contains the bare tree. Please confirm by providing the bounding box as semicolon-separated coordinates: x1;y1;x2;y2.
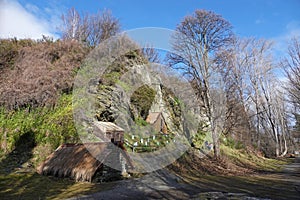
281;37;300;155
272;90;290;156
87;10;120;47
216;37;292;156
215;38;255;145
168;10;234;158
283;37;300;109
142;45;160;63
60;8;120;47
61;7;86;41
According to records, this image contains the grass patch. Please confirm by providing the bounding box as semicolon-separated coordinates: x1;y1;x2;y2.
221;145;290;172
0;172;115;200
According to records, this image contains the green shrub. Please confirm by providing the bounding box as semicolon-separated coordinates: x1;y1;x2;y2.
0;94;78;154
224;137;236;149
130;85;156;119
192;130;208;148
135;117;148;126
101;72;121;86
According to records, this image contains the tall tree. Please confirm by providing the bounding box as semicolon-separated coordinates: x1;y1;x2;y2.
215;38;255;145
282;37;300;155
168;10;234;158
216;37;290;156
283;37;300;109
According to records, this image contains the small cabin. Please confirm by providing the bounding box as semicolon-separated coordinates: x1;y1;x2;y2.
94;121;124;143
146;112;168;134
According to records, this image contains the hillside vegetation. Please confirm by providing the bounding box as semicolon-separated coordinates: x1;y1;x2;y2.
0;38;88;109
0;39;88;167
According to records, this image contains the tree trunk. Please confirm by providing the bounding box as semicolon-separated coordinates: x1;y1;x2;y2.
275;133;280;157
279;129;283;154
280;134;288;157
211;119;220;159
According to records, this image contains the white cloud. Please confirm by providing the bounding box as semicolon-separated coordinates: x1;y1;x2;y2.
0;0;58;39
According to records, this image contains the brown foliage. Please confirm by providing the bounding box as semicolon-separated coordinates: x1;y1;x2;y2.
0;39;89;109
167;149;252;177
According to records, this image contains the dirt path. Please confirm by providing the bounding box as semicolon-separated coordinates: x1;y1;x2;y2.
69;158;300;200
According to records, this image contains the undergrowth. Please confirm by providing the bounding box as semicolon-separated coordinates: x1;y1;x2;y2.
0;94;79;166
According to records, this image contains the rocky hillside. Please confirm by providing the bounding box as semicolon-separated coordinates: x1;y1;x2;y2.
0;37;208;170
92;55;188;138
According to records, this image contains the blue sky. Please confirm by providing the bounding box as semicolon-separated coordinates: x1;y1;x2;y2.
0;0;299;53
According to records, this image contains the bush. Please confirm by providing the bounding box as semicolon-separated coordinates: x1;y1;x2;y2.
0;38;36;70
192;130;208;148
235;141;245;149
135;117;148;126
0;39;89;109
130;85;156;120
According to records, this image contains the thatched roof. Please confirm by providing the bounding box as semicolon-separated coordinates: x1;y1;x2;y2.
38;142;133;182
94;121;124;133
146;112;164;124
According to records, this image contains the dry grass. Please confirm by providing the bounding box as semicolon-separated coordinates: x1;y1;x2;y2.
167;146;290;179
166;147;298;199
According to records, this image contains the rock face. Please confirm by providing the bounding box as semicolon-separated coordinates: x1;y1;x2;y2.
95;63;185;137
71;36;206;146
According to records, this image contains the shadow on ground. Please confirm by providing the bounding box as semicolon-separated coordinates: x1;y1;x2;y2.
72;157;300;200
1;137;299;199
0;132;115;200
0;131;36;174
